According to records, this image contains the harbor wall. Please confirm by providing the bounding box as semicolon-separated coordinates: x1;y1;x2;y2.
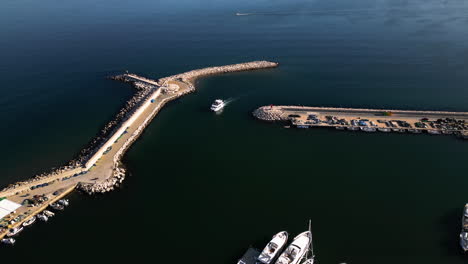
76;77;157;166
0;167;83;198
253;105;468;121
253;105;468;139
158;61;278;85
79;87;194;194
85;88;162;170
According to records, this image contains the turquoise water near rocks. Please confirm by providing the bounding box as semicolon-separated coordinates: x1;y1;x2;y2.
1;0;468;263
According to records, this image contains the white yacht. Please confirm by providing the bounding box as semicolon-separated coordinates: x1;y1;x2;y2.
257;231;289;264
1;238;16;245
210;99;225;112
7;227;23;237
460;204;468;251
58;199;69;206
22;216;36;227
275;231;312;264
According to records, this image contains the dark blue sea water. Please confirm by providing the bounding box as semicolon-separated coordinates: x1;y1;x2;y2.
1;0;468;263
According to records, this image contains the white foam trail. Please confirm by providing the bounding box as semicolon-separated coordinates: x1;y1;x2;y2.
224;97;236;105
235;7;419;17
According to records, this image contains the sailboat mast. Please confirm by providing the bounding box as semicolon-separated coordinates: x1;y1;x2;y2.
308;219;314;259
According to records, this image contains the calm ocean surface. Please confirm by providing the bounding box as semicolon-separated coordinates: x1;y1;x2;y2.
1;0;468;263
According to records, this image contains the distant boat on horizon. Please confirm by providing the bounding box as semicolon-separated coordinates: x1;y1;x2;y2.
235;12;250;16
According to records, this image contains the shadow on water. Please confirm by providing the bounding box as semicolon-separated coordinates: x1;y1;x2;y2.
439;208;466;260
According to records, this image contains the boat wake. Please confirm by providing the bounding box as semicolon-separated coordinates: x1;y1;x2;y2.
235;7;433;17
224;97;236;106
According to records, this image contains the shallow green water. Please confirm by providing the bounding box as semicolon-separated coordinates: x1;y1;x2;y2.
1;0;468;263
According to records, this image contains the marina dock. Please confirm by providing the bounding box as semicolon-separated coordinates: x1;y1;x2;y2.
0;61;278;241
254;105;468;139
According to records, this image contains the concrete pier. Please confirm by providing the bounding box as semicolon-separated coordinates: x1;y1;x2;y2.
0;61;278;240
254;105;468;138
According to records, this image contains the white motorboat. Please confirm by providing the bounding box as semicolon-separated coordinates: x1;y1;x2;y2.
7;227;24;237
22;216;36;227
378;128;391;132
427;130;441;135
210;99;225;112
58;199;69;206
257;231;289;264
361;127;376;132
1;238;15;245
460;204;468;251
37;213;48;222
43;210;55;217
50;203;64;211
275;231;311;264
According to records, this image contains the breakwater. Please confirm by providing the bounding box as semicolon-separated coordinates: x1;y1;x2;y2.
254;105;468;139
76;75;158;166
0;61;278;240
158;60;278;85
79;87;194;194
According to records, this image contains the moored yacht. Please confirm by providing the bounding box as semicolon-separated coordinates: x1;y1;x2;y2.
58;199;69;206
1;238;15;245
210;99;225;112
361;127;376;132
257;231;289;264
275;231;311;264
50;203;64;211
460;203;468;251
7;227;23;237
43;210;55;217
22;216;36;227
37;213;48;222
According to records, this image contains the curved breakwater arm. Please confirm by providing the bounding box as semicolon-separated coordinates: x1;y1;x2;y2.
0;61;278;237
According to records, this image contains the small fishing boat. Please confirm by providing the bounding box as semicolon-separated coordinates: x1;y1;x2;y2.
460;204;468;251
50;203;64;211
427;130;441;135
37;213;48;222
378;128;391;132
257;231;289;264
1;238;16;245
7;227;23;237
43;210;55;217
361;127;376;132
22;216;36;227
58;199;69;206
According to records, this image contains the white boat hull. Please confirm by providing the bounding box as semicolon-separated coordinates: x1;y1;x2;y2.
275;231;311;264
258;231;289;264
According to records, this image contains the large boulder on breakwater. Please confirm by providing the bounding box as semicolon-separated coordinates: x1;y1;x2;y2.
252;106;285;121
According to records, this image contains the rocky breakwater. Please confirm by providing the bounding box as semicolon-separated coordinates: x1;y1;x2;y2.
78;81;193;194
253;106;287;121
158;60;279;86
0;165;81;197
76;75;157;165
78;167;126;194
